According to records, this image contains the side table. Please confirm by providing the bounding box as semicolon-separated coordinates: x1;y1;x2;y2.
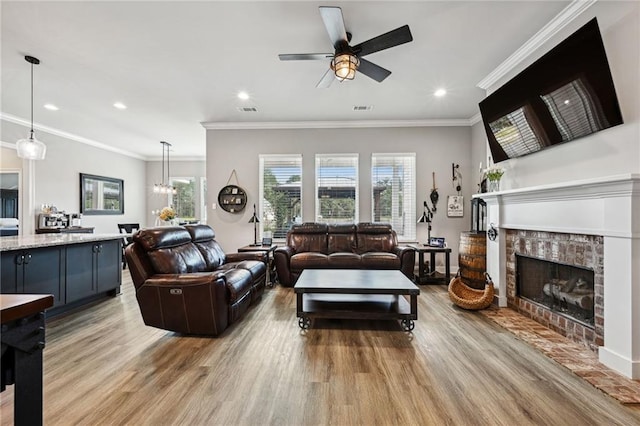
410;245;452;285
238;244;278;287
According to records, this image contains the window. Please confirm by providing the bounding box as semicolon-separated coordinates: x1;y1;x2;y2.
259;155;302;239
169;177;196;221
371;153;416;241
315;154;358;223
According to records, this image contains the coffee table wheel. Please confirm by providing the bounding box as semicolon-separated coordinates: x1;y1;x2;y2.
298;317;311;330
401;319;415;332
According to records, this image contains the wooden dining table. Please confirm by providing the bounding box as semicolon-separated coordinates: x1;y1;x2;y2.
1;294;54;426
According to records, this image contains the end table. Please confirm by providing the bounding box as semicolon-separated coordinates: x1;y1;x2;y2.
410;245;452;285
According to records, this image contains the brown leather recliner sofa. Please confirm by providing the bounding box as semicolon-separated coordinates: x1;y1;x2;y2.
274;222;415;287
125;224;266;335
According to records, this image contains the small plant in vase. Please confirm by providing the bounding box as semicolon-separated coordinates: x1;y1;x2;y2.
156;206;177;226
484;166;504;192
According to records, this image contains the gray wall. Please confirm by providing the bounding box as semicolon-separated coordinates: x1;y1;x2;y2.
1;120;147;233
478;2;640;190
206;126;473;269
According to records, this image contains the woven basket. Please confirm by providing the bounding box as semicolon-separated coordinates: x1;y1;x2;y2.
448;273;495;310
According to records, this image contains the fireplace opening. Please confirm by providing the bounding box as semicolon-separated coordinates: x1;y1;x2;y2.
516;254;595;327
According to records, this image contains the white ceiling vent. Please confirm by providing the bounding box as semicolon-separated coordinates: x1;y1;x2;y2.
237;106;258;112
353;105;373;111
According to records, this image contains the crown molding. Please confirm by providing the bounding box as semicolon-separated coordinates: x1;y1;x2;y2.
477;0;597;91
469;113;483;125
201;118;474;130
1;141;17;150
1;112;148;160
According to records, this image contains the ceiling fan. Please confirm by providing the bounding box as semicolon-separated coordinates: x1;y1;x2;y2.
278;6;413;88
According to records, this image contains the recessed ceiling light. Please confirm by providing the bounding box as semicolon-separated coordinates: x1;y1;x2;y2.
43;104;59;111
113;102;127;110
434;88;447;97
237;91;250;100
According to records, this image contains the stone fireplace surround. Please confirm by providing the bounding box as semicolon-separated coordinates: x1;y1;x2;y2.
505;229;603;351
477;174;640;379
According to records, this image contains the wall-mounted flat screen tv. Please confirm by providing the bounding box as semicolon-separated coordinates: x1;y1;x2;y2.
479;18;623;163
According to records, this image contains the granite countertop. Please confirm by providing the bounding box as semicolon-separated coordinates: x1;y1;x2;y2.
0;233;125;252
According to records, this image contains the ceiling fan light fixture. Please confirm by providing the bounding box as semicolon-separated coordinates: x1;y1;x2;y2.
331;52;359;81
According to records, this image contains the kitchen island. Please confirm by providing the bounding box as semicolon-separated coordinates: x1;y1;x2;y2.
1;233;124;316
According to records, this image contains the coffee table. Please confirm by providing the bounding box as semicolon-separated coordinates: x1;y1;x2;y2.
294;269;420;331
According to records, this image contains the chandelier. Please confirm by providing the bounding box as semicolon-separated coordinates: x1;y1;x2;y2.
153;141;176;195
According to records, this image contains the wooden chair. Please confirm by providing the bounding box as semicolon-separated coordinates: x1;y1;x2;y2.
117;223;140;269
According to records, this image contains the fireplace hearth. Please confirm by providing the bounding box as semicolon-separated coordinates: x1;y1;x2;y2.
516;254;595;327
479;175;640;378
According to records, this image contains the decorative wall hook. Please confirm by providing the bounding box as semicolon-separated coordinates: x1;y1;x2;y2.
488;223;498;241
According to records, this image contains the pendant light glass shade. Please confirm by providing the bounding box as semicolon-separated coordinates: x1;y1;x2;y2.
16;130;47;160
16;55;47;161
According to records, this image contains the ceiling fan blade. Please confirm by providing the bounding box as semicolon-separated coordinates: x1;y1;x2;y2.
279;53;333;61
353;25;413;57
316;68;335;89
357;58;392;83
319;6;348;48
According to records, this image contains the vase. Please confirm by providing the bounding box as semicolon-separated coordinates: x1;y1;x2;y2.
489;179;501;192
155;218;177;227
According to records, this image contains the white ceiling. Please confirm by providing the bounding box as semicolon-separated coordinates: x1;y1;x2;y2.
1;1;573;159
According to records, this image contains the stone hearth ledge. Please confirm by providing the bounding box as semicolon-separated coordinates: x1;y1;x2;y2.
474;173;640;379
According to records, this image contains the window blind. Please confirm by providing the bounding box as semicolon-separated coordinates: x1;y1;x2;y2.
259;154;302;239
371;153;416;241
315;154;359;223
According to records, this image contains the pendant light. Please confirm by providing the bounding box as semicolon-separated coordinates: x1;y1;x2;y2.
153;141;176;195
16;56;47;160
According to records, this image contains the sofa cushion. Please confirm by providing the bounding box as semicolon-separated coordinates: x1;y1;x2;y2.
361;252;401;269
328;252;361;268
225;260;266;281
356;223;396;254
291;252;329;270
184;224;227;269
134;227;192;251
193;240;227;270
185;224;216;242
327;224;357;253
147;243;207;274
288;223;328;254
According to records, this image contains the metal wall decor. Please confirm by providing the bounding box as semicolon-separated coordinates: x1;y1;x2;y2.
217;185;247;213
218;170;247;213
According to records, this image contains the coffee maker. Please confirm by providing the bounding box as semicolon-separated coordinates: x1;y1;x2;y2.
38;213;69;230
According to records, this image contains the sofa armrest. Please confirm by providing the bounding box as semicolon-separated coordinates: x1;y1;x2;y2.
274;246;295;286
226;251;267;263
136;272;229;335
393;245;416;280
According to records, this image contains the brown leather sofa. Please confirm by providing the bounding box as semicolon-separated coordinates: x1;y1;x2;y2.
125;224;266;335
274;222;415;286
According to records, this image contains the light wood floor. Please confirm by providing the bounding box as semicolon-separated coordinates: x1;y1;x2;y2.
2;272;640;425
